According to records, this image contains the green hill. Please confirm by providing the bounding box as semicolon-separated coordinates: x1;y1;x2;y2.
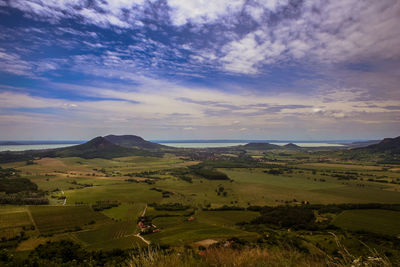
358;136;400;154
242;143;281;150
104;134;168;150
338;136;400;163
283;143;302;150
0;136;161;163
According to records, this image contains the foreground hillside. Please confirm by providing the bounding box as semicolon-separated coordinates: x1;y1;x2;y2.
1;135;400;265
0;242;392;266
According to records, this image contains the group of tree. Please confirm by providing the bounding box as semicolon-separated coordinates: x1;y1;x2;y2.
149;202;190;211
0;167;48;205
91;200;121;211
0;240;130;266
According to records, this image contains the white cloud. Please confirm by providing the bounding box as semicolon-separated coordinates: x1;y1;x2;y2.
1;78;400;139
221;30;285;74
8;0;145;28
0;49;32;76
6;0;400;76
185;0;400;74
167;0;244;26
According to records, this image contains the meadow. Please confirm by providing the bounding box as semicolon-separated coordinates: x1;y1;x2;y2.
332;209;400;236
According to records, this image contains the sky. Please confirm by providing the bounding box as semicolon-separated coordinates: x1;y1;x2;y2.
0;0;399;140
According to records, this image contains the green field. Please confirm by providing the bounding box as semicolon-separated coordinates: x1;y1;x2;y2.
75;221;145;250
102;202;146;220
29;206;111;235
332;209;400;236
66;183;162;204
196;210;260;226
222;169;400;205
1;149;400;262
0;206;34;240
147;216;259;246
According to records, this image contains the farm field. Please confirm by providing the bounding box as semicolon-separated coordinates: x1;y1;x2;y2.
29;206;111;235
0;206;34;241
222;169;400;205
147;216;259;246
75;221;145;250
332;209;400;236
1;148;400;262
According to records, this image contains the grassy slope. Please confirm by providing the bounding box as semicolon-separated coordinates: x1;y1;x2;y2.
333;209;400;236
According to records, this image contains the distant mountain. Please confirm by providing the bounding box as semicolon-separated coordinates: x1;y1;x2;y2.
345;140;380;148
0;136;160;163
52;136;159;159
104;135;168;150
0;141;21;145
242;143;281;150
357;136;400;154
337;136;400;164
283;143;302;149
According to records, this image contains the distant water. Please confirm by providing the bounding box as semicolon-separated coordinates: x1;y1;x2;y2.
159;142;248;148
0;140;347;152
271;142;344;147
158;142;345;148
0;144;78;152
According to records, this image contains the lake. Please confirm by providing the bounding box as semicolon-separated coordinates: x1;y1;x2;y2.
0;144;78;152
0;141;345;152
158;142;345;148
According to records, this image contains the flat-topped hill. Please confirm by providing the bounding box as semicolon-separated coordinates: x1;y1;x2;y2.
104;134;168;149
242;143;281;150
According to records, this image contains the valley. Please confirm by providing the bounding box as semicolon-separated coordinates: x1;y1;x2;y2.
1;135;400;265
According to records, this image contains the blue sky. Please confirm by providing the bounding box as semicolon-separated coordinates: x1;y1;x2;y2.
0;0;399;140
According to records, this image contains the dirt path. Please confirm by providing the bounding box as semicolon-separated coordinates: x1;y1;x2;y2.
135;233;151;245
135;204;151;245
26;207;39;233
61;190;66;205
140;204;147;217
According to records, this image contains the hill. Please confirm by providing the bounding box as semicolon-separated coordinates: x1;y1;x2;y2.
51;136;161;159
0;137;160;163
345;140;380;148
359;136;400;154
104;135;168;150
0;141;22;145
283;143;302;150
241;143;281;150
337;136;400;163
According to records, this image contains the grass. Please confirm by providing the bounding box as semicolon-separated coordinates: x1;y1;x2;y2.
196;210;260;227
0;206;32;229
127;246;331;267
0;206;33;240
102;203;146;220
66;183;162;204
146;216;259;246
299;163;384;171
332;209;400;236
75;220;145;250
29;206;111;235
221;168;400;205
87;235;146;250
2;153;400;256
